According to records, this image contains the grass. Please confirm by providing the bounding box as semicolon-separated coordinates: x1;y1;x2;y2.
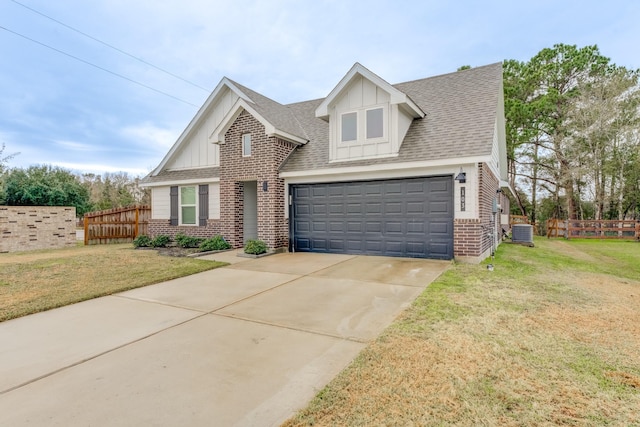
0;243;226;322
284;238;640;426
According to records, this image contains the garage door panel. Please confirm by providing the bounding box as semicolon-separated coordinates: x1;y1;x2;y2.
365;202;382;214
291;176;453;259
406;201;426;214
406;222;426;235
312;239;327;250
429;221;451;236
294;187;311;198
313;204;327;214
328;185;344;197
385;222;403;234
295;203;311;216
328;203;343;214
365;221;382;233
346;240;363;251
429;242;451;257
429;201;451;215
365;183;383;196
329;239;345;250
406;181;426;194
346;184;362;196
405;241;426;256
312;221;326;232
347;203;362;214
329;222;344;232
384;202;403;215
385;182;403;195
430;180;449;192
312;186;327;197
296;238;311;250
295;220;310;232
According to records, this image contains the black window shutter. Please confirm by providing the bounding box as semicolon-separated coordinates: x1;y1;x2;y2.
170;186;178;226
198;185;209;226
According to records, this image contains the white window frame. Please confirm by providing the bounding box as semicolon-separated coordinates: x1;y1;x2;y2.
339;105;388;144
340;111;358;142
179;185;198;226
242;133;251;157
365;106;385;140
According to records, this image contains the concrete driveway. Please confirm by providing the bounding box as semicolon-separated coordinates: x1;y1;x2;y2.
0;251;449;426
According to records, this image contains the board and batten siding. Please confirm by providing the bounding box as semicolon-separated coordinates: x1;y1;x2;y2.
329;75;415;162
166;88;240;170
151;183;220;220
331;75;392;161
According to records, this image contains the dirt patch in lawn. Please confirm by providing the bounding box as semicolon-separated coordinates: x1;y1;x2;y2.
285;240;640;426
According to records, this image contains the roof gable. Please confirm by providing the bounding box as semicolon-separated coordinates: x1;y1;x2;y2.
315;62;425;119
209;97;308;145
282;62;505;173
149;77;308;177
149;78;250;176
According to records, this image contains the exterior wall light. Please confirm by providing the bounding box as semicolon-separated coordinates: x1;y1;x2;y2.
454;168;466;183
262;181;268;192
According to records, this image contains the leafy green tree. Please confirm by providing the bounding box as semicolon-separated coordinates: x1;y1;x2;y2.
0;143;19;204
3;165;92;216
569;66;640;220
0;143;18;174
81;172;149;211
504;44;613;220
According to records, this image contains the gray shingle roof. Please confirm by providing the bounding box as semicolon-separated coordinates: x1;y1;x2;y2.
227;79;308;141
144;62;502;183
281;62;503;172
142;166;219;184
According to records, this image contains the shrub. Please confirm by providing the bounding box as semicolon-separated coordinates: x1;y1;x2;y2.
150;235;171;248
244;239;267;255
199;235;231;252
133;234;152;248
174;232;204;248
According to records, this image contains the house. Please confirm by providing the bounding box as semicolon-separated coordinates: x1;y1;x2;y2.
141;62;511;262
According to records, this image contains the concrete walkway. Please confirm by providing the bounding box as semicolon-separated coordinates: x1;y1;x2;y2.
0;251;449;426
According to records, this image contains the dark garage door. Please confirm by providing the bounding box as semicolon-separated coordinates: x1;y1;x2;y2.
290;176;453;259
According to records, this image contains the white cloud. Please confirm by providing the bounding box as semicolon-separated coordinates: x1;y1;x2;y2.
54;140;95;152
121;122;179;151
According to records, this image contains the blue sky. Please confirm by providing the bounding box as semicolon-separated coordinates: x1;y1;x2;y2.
1;0;638;176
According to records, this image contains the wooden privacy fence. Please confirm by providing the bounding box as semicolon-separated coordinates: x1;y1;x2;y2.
84;205;150;245
546;219;640;240
510;215;530;225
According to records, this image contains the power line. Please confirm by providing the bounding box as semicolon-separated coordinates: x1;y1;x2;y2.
10;0;210;92
0;25;200;108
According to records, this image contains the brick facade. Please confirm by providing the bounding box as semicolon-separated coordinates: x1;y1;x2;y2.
148;218;222;239
0;206;76;253
453;162;500;261
219;111;296;249
148;109;503;262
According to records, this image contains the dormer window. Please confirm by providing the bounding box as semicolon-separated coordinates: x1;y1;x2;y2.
318;64;425;162
340;106;387;144
366;107;384;139
341;112;357;142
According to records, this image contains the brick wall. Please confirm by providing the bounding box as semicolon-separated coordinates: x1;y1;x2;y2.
0;206;76;253
453;218;483;258
453;163;500;261
148;219;222;239
220;111;296;249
